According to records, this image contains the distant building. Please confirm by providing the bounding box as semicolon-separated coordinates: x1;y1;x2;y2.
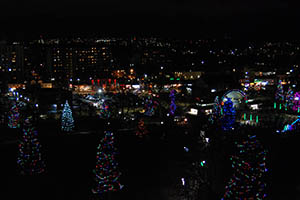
49;45;116;87
0;43;24;83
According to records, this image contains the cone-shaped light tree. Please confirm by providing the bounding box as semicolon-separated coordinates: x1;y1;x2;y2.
17;118;46;175
92;131;123;195
209;96;221;124
61;100;74;132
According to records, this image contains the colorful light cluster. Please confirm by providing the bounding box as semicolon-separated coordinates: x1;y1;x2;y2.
144;96;158;116
221;98;236;131
8;104;20;128
100;100;111;119
286;87;294;109
293;92;300;112
282;116;300;133
61;100;74;132
169;89;176;115
210;96;221;123
92;131;123;195
136;118;149;138
17;120;46;175
275;80;284;102
223;135;268;199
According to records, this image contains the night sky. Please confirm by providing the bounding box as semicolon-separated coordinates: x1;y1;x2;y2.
0;0;299;40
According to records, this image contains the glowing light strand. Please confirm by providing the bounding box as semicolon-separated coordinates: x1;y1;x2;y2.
169;89;176;115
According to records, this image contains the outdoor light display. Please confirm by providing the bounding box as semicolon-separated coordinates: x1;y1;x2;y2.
136;118;148;138
100;100;111;119
144;96;155;116
169;89;176;115
275;80;284;102
293;92;300;112
8;104;20;128
221;98;236;131
61;100;74;132
282;116;300;133
223;135;268;199
17;119;46;175
286;87;294;109
92;131;123;195
209;96;221;123
144;96;158;116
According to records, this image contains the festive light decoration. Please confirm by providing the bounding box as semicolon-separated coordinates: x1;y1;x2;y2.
17;119;46;175
286;87;294;109
282;116;300;133
61;100;74;132
223;135;268;199
293;92;300;112
209;96;221;123
144;96;158;116
136;118;149;138
144;96;154;116
8;104;20;128
275;80;284;102
221;98;236;131
99;100;111;119
92;131;123;195
169;89;176;115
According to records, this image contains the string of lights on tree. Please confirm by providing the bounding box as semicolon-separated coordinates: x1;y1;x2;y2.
136;118;149;138
286;87;294;109
8;104;20;128
221;98;236;131
17;118;46;175
222;135;268;200
99;100;111;119
209;96;221;124
92;131;124;195
61;100;74;132
144;96;158;116
275;80;285;102
169;89;176;116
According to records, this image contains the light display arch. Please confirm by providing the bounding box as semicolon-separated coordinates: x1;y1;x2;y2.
221;89;247;110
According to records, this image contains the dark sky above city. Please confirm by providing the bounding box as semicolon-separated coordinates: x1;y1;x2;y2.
0;0;299;40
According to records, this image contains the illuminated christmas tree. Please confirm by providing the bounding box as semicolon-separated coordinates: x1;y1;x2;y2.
92;131;123;195
61;100;74;132
144;96;154;116
17;118;46;175
223;135;268;199
221;98;236;131
99;100;111;119
209;96;221;123
275;80;284;102
8;104;20;128
286;87;294;109
136;118;149;138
